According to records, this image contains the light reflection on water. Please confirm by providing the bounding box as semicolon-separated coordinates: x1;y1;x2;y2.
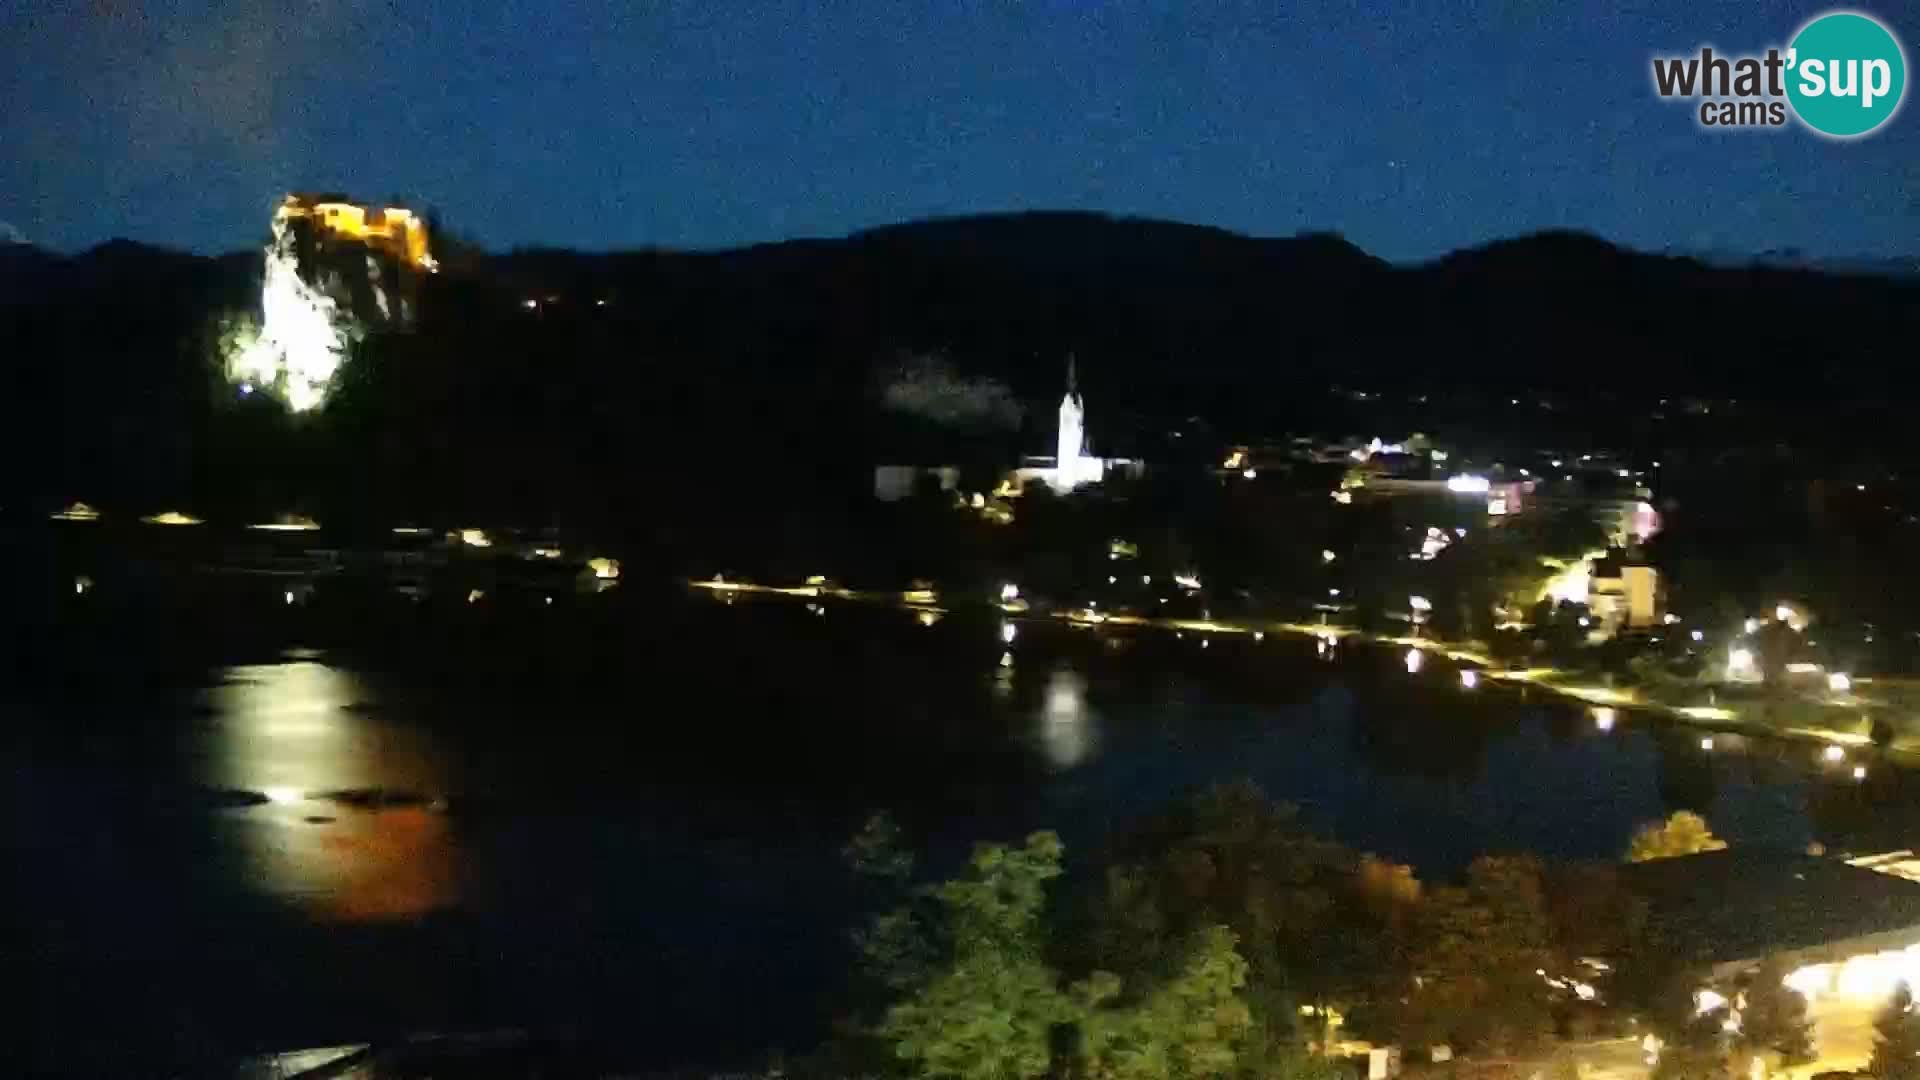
1037;666;1098;770
199;661;458;921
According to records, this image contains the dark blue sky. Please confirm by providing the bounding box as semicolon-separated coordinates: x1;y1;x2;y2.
4;0;1915;260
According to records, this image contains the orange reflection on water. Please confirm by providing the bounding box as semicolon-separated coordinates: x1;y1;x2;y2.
204;661;460;921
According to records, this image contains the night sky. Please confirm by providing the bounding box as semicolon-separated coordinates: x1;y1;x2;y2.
4;0;1915;260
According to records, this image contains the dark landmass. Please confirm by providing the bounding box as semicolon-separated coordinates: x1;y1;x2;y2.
3;213;1916;534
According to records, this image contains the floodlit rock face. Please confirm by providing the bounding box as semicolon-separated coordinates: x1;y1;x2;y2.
225;194;433;410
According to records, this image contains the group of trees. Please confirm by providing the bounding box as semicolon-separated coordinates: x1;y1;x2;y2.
829;783;1705;1079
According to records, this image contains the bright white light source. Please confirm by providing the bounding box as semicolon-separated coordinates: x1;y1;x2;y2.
1618;469;1631;478
1745;618;1760;634
1328;588;1341;597
1107;575;1116;584
1700;737;1715;751
1691;629;1705;642
1460;670;1478;689
1825;745;1846;762
1242;468;1257;479
1431;449;1449;462
1487;497;1508;516
1331;490;1352;504
263;786;302;805
1409;595;1432;612
1405;648;1423;674
1253;631;1264;642
1577;616;1590;627
1829;672;1852;693
459;528;491;548
1855;765;1868;780
228;216;352;411
1173;573;1201;590
283;590;295;605
1000;583;1020;602
1593;707;1616;732
1322;549;1336;563
1001;621;1018;644
1728;647;1756;679
1446;474;1491;494
1776;604;1794;622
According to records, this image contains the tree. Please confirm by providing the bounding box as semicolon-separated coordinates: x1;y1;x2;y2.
1872;982;1920;1080
1654;1008;1733;1080
1394;856;1560;1054
1082;782;1348;1066
1737;958;1813;1067
1074;926;1255;1080
1628;811;1728;863
879;832;1073;1080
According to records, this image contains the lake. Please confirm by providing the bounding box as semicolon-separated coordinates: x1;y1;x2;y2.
10;593;1915;1074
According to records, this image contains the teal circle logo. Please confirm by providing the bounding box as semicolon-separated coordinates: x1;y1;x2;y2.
1786;11;1906;137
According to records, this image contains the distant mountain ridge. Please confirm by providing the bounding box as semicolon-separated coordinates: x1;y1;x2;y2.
4;210;1917;517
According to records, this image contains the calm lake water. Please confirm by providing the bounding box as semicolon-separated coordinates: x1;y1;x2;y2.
11;595;1918;1073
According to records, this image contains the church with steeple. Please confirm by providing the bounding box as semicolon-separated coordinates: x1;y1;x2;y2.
1050;355;1102;491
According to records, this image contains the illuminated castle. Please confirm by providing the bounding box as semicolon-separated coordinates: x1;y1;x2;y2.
226;193;436;412
276;193;436;271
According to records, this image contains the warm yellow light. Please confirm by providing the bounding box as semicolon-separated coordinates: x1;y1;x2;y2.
1593;707;1617;731
141;510;203;526
458;528;492;548
51;501;102;522
588;557;620;580
249;514;321;532
917;610;940;627
466;588;484;604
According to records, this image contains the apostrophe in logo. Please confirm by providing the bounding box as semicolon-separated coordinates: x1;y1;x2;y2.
1784;11;1906;137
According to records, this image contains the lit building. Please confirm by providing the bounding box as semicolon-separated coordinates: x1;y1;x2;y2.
1051;356;1103;491
1589;556;1663;633
276;194;435;271
227;192;436;411
873;465;961;502
1626;849;1920;1072
1006;356;1136;493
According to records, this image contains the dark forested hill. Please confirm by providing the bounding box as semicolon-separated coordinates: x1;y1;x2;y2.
2;214;1915;526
